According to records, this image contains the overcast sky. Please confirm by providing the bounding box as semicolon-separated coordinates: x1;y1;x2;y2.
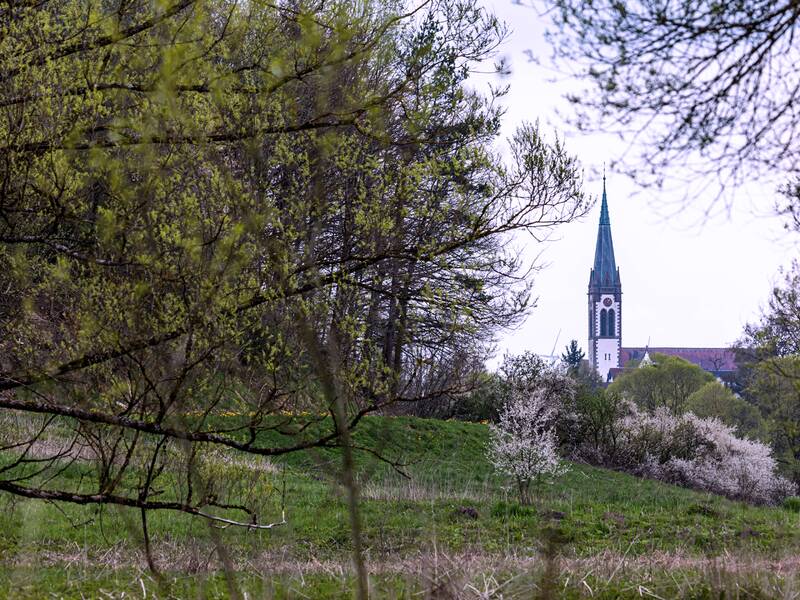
475;0;793;362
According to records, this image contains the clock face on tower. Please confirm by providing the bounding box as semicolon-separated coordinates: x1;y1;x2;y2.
602;297;613;307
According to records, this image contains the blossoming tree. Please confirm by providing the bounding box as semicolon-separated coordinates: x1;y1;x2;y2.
488;388;568;504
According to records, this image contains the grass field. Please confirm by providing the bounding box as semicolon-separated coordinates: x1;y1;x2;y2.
3;415;800;598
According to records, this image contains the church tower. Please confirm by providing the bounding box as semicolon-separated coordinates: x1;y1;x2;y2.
588;177;622;381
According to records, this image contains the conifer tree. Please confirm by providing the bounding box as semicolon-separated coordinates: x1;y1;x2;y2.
561;340;585;372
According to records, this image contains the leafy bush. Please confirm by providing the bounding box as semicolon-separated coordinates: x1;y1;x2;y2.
450;373;505;422
569;387;631;464
743;356;800;486
564;383;793;504
615;405;713;466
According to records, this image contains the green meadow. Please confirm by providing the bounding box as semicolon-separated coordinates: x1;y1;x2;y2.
3;415;800;598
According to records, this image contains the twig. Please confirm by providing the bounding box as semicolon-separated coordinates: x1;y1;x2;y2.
204;510;286;530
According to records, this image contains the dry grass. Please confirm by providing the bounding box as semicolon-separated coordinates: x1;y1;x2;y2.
358;472;497;503
202;446;281;474
7;545;800;598
9;539;800;578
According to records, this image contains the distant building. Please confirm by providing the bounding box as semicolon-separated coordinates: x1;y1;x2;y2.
620;347;736;376
587;179;738;383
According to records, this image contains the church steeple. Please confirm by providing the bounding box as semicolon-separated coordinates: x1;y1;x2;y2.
589;177;620;290
587;176;622;382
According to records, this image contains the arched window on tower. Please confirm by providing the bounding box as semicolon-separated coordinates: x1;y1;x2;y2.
608;309;615;337
600;309;607;336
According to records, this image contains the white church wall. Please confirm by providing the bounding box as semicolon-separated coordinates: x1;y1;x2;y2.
595;337;620;381
592;293;621;381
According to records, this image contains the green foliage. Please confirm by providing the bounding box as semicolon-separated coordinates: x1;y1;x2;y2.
569;387;628;461
561;339;585;372
741;262;800;358
490;500;536;518
0;0;588;535
782;496;800;513
450;373;503;422
744;356;800;483
737;265;800;485
685;381;765;439
610;353;714;412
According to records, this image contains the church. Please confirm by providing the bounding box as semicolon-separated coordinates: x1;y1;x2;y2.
587;179;737;383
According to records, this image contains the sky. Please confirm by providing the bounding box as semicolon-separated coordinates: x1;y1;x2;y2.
475;0;794;362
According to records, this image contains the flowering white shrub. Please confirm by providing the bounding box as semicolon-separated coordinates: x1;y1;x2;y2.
487;388;568;504
499;352;574;411
615;404;711;467
614;405;796;504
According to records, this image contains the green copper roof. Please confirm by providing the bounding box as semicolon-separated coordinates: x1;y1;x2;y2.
589;178;620;289
599;181;610;225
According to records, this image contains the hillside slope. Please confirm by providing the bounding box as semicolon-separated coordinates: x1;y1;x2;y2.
2;415;800;598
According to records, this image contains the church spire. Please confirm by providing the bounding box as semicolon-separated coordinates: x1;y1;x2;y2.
587;175;622;383
599;173;610;225
590;177;620;289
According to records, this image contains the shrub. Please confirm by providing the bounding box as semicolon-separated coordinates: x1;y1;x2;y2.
615;406;714;467
614;406;795;504
487;387;568;504
451;353;576;424
450;373;505;422
570;388;631;464
782;497;800;512
498;352;575;415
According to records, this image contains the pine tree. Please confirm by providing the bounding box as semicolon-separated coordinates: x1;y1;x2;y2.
561;340;585;371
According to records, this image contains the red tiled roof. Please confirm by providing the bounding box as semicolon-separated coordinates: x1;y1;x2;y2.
620;347;737;372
